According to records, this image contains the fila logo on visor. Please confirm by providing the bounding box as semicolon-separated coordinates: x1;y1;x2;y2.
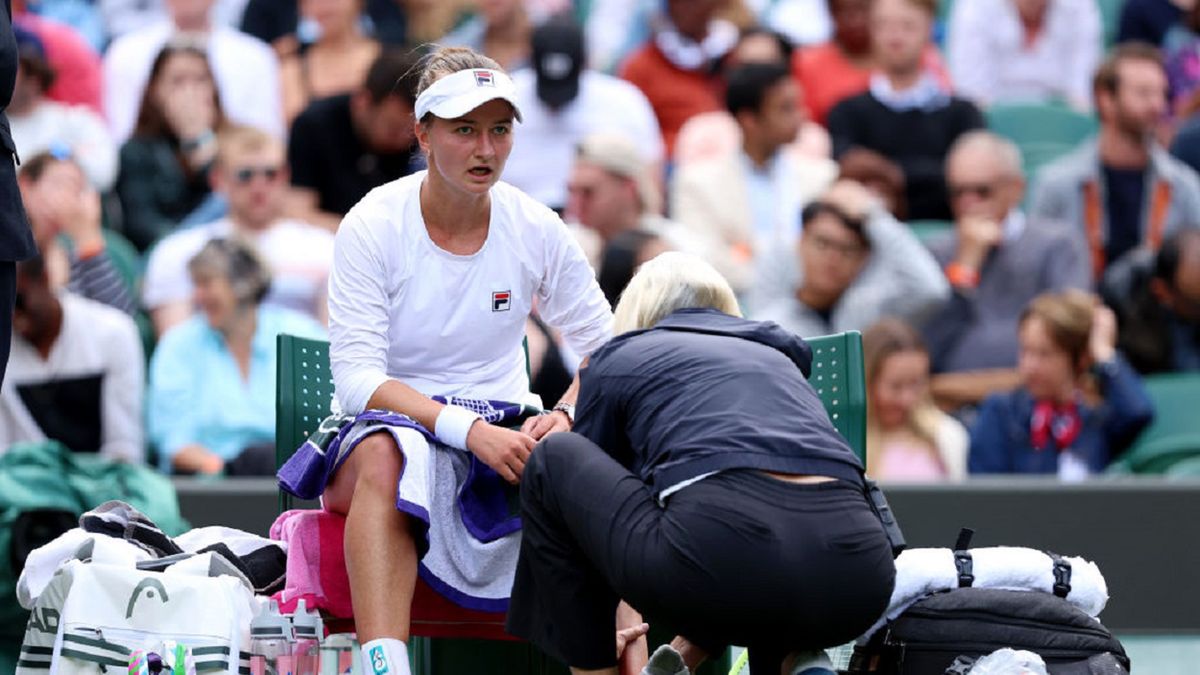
474;70;495;87
492;291;511;312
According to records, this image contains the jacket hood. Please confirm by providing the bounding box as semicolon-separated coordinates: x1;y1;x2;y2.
649;308;814;377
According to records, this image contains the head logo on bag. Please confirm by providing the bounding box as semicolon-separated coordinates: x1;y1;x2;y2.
370;645;389;674
125;578;170;618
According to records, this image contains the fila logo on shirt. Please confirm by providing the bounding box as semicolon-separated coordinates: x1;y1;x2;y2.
474;70;495;87
492;290;511;312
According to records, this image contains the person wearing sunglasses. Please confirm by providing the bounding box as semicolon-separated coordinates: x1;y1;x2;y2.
922;131;1092;414
142;124;333;338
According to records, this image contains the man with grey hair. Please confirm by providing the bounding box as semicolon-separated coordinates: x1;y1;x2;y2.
566;133;699;267
923;130;1092;411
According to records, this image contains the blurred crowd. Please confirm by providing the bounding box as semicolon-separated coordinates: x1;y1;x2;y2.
3;0;1200;482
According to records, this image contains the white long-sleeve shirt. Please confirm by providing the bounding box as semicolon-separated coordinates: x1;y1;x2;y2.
947;0;1102;110
0;294;145;462
103;21;283;144
328;173;613;413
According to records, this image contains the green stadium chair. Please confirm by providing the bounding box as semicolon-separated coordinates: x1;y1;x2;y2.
1166;455;1200;477
1096;0;1123;47
806;331;868;463
1115;374;1200;474
907;219;955;245
985;103;1098;181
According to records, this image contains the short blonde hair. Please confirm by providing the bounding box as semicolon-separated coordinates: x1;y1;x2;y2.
612;252;741;334
215;125;280;169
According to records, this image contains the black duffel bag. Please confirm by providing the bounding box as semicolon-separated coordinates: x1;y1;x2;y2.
846;587;1130;674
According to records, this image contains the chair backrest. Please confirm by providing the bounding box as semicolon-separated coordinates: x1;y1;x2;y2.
985;103;1097;181
1118;373;1200;473
805;331;868;465
274;330;870;494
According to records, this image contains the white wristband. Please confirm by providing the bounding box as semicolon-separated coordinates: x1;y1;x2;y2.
434;405;482;450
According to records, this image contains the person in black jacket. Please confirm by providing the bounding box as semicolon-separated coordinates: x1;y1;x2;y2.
506;252;896;675
1;0;38;388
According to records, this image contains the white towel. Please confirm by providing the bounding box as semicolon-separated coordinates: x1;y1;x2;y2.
861;546;1109;640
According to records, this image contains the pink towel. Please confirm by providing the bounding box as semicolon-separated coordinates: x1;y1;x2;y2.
270;509;353;618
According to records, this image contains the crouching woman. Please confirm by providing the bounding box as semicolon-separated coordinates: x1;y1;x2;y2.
506;252;897;675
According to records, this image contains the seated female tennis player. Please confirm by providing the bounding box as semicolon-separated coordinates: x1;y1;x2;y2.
278;45;616;674
506;252;898;675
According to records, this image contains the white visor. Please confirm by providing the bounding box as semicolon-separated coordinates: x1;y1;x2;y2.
414;68;523;123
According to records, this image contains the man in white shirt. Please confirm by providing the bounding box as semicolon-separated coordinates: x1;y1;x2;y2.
1;255;144;462
143;125;333;337
502;16;663;213
103;0;282;144
947;0;1102;111
672;61;837;294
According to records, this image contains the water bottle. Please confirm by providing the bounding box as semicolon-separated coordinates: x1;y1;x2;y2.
250;600;295;675
290;599;324;675
319;633;362;675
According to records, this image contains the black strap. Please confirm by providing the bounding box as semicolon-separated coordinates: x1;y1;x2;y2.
1050;553;1073;598
953;528;975;588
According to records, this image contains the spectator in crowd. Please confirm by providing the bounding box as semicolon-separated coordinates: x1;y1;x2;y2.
863;318;967;482
286;48;421;230
924;132;1091;411
748;0;833;47
115;41;225;251
827;0;984;222
99;0;253;42
18;152;137;314
278;0;380;125
596;228;672;307
793;0;950;127
1118;0;1189;48
1102;229;1200;373
1170;109;1200;173
672;61;836;294
9;24;115;190
11;8;101;114
947;0;1101;112
148;238;324;475
620;0;737;156
1031;43;1200;280
751;180;948;337
969;290;1154;477
17;0;106;52
440;0;532;71
0;254;144;461
240;0;416;50
674;26;832;166
143;125;333;337
1164;3;1200;117
103;0;282;144
2;0;40;392
567;133;697;270
502;16;663;213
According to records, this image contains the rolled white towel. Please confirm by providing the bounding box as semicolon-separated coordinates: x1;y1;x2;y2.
860;546;1109;640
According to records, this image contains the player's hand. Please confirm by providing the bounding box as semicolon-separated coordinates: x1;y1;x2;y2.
466;423;536;484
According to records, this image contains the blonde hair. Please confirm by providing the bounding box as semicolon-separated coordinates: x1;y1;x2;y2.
862;318;942;472
215;125;280;169
611;252;741;334
1020;290;1096;373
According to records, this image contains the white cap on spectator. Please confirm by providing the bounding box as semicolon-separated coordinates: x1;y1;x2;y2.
576;133;661;215
414;68;523;122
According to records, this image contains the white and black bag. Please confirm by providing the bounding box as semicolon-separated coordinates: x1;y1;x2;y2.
847;530;1130;675
16;558;261;674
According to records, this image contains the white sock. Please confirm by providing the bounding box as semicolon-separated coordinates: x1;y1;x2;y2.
360;638;411;675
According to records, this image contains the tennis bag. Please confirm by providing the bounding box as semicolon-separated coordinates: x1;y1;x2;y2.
846;587;1130;674
847;530;1129;675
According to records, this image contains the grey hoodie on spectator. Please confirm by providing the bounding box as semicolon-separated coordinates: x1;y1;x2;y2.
749;208;950;338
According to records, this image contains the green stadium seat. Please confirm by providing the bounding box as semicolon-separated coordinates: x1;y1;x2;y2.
907;219;955;245
985;103;1098;182
1115;374;1200;474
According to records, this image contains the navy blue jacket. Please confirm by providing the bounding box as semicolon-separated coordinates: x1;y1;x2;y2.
573;308;864;494
968;355;1155;475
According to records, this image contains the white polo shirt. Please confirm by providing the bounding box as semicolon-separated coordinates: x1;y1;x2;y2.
328;172;613;412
